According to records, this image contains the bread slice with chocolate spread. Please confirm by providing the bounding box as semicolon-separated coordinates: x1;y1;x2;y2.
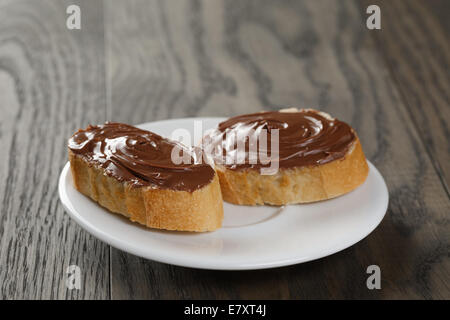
202;108;369;205
68;122;223;232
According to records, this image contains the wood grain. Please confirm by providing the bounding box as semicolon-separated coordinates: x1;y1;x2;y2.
106;0;449;299
0;0;448;300
361;0;450;189
0;0;109;299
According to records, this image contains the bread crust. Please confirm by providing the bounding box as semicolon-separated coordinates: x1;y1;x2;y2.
69;150;224;232
215;126;369;206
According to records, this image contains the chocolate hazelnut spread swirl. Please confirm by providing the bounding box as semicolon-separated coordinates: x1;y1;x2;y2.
68;122;215;192
203;110;356;170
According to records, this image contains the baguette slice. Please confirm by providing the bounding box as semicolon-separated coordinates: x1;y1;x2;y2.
68;124;223;232
206;108;369;205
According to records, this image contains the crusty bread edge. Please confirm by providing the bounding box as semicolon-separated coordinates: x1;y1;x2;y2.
69;150;224;232
215;137;368;205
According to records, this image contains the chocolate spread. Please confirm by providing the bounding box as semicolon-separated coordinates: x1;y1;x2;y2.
202;110;356;170
68;122;215;192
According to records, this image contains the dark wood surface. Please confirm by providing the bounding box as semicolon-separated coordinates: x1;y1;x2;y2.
0;0;109;299
363;0;450;189
0;0;448;299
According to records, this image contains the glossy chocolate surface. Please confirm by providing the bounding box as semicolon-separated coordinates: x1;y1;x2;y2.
68;122;215;192
203;110;356;170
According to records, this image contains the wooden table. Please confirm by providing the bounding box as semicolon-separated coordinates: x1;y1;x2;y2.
0;0;448;299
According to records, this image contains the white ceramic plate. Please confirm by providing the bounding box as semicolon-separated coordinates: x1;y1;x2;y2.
59;117;389;270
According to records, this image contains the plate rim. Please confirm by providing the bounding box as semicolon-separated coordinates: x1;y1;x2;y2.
58;118;389;270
